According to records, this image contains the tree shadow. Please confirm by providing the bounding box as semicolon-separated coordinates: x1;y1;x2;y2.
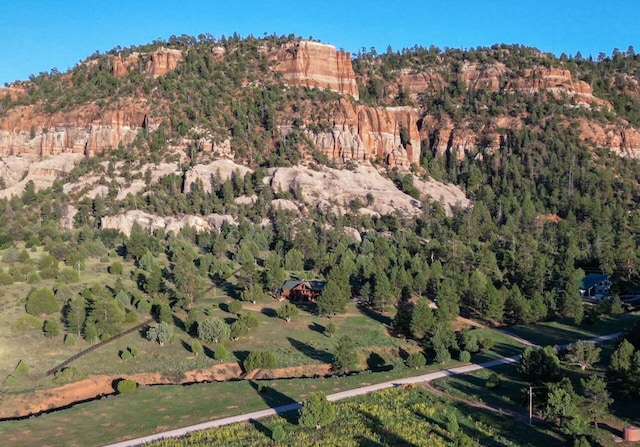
366;352;392;372
358;408;418;447
172;314;186;332
180;339;193;353
219;279;240;300
249;381;300;424
356;436;385;447
308;322;325;334
219;302;230;313
287;337;333;363
261;307;277;317
249;418;273;439
233;350;250;365
358;304;393;326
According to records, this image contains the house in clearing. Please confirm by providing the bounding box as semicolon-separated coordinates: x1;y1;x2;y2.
281;280;325;303
579;274;612;301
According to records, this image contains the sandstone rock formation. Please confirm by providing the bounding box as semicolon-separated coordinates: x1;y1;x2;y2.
101;210;237;236
183;159;253;194
298;98;421;166
276;40;359;100
111;47;183;78
264;164;468;217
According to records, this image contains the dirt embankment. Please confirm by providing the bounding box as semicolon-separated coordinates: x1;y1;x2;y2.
0;362;333;419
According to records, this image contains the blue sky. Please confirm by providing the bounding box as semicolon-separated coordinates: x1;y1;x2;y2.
2;1;639;85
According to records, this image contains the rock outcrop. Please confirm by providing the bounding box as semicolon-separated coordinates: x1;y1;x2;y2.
101;210;237;236
264;164;468;216
276;40;359;100
299;99;421;166
183;159;253;194
111;47;183;78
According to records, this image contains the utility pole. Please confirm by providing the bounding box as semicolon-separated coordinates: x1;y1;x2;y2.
529;386;533;424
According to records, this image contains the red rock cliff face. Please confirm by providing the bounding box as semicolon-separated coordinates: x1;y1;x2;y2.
301;98;421;166
111;48;183;78
0;102;152;158
275;41;359;100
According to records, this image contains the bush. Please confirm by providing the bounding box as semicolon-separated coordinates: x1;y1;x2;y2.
43;318;61;337
25;288;60;315
459;350;471;363
228;300;242;314
4;375;18;386
53;367;86;384
27;272;41;284
191;339;204;356
64;334;76;346
298;391;335;428
124;311;137;323
129;346;140;357
116;379;137;394
109;261;124;275
480;337;494;352
56;268;80;283
12;314;42;332
406;352;427;369
244;350;277;371
120;350;133;361
198;317;230;343
238;313;259;329
214;344;229;362
271;425;286;441
486;372;501;389
325;321;337;337
0;272;13;285
14;360;29;377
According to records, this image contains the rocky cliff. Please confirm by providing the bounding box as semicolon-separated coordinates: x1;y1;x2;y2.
300;99;421;166
275;40;359;100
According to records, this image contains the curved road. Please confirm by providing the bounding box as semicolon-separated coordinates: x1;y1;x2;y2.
103;332;620;447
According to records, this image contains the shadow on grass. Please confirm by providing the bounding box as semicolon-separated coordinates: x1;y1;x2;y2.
358;408;418;447
172;314;186;332
261;307;277;318
355;436;385;447
308;322;325;334
287;337;333;363
358;305;393;326
367;353;393;372
249;418;273;440
219;280;240;300
250;381;299;424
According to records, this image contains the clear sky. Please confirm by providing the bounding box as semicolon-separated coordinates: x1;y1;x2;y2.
2;0;639;85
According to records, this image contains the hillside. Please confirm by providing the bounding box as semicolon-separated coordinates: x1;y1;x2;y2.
1;34;640;447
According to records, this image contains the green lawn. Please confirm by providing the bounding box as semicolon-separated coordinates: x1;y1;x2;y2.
507;312;638;347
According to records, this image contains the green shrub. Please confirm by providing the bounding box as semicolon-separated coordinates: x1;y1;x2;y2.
214;344;229;362
228;300;242;314
53;367;87;384
109;261;123;275
124;311;137;323
43;318;61;337
191;339;204;356
64;334;76;346
271;425;286;441
27;272;41;284
244;350;277;371
0;272;13;285
120;350;133;361
129;346;140;357
14;360;29;377
116;379;137;394
406;352;427;369
56;268;80;283
12;314;42;332
25;288;60;315
459;350;471;363
486;372;501;389
238;313;259;329
480;337;494;352
4;375;18;386
325;321;337;337
298;391;335;428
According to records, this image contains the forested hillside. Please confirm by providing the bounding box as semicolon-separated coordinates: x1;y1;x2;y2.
1;34;640;446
